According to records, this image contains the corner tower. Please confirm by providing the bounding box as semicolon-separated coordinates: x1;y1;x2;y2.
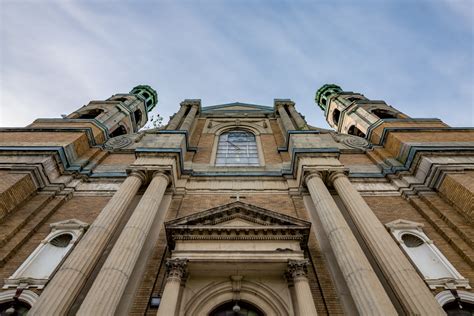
315;84;407;138
67;85;157;137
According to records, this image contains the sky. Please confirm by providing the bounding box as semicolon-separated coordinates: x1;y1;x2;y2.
1;0;473;129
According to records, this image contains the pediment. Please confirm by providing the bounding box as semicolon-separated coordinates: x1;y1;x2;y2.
165;201;311;249
166;201;310;228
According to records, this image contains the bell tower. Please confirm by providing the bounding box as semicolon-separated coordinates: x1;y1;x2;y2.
315;84;407;138
67;85;157;137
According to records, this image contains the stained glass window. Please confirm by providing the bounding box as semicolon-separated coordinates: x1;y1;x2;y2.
215;131;259;166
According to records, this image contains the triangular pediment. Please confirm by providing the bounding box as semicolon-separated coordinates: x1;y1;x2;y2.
166;201;310;228
165;201;311;249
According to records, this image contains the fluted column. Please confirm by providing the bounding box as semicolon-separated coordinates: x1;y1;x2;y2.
287;104;307;130
167;105;188;130
277;105;295;133
305;172;397;315
179;105;198;132
330;171;445;315
28;171;145;316
286;260;318;316
77;171;170;316
157;258;188;316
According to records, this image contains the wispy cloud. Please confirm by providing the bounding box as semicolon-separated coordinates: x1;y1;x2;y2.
1;0;473;128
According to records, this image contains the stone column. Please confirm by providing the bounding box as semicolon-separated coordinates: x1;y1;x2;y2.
286;260;318;316
167;105;188;130
179;105;198;132
287;104;307;130
77;172;170;316
157;258;188;316
305;172;397;315
329;171;445;315
277;105;295;133
28;171;145;316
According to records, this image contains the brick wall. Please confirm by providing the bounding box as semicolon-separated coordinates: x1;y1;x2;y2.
0;172;36;220
438;171;474;221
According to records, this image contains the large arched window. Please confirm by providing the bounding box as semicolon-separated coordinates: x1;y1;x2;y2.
215;130;259;166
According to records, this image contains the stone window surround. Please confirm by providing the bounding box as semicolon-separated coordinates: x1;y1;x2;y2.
385;219;470;290
0;289;39;307
210;124;266;167
3;219;89;289
435;290;474;306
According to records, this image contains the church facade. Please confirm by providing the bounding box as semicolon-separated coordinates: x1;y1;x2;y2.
0;84;472;315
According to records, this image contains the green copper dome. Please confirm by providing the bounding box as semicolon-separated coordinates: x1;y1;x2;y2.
315;84;342;111
130;85;158;112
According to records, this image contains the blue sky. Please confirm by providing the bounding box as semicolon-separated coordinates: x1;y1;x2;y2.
1;0;473;128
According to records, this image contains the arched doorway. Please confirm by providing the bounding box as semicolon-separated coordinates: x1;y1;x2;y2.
210;301;264;316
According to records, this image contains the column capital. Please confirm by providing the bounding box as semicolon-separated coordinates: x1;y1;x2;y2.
287;259;309;280
127;170;147;183
152;170;171;184
304;171;323;185
165;258;188;282
327;169;349;185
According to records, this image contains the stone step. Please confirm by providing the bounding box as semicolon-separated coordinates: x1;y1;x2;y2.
0;194;53;247
0;195;66;267
409;197;474;268
420;194;474;248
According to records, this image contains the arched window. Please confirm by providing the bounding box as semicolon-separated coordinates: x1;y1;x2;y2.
385;219;470;289
347;125;366;138
109;125;127;138
210;301;264;316
133;109;143;126
215;130;259;166
371;109;398;119
4;219;88;289
332;108;341;125
76;108;104;119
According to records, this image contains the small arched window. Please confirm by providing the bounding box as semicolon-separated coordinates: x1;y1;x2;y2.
215;130;259;166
